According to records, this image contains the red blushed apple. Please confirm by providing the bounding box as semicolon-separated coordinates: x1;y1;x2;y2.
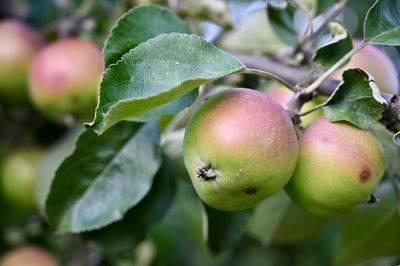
0;247;58;266
286;117;385;217
29;38;103;122
0;20;42;101
183;88;299;211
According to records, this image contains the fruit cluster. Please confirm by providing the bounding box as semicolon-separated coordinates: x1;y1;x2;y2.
0;19;104;265
0;19;103;122
183;87;385;217
0;19;103;210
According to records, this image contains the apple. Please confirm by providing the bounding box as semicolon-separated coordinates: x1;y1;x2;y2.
286;117;385;217
0;20;42;101
0;247;57;266
183;88;299;211
1;148;44;210
266;87;324;128
29;38;103;122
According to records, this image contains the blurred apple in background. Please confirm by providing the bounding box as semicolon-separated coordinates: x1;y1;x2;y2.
1;148;44;211
0;246;58;266
0;20;42;102
29;38;103;122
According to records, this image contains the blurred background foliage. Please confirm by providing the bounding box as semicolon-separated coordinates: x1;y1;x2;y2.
1;0;400;265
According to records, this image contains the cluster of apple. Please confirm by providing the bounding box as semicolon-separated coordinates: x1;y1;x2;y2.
0;19;103;210
183;41;397;217
0;19;104;121
0;19;103;265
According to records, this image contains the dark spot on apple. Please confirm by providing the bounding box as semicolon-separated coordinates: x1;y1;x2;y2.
360;169;371;183
244;187;257;195
197;164;217;181
367;193;379;204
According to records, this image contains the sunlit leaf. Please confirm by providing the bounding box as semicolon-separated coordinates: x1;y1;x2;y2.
88;33;244;135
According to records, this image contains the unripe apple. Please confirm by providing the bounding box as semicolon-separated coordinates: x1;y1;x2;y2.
0;247;58;266
331;40;399;94
266;87;324;128
0;20;42;101
1;148;44;210
286;117;385;217
29;38;103;122
183;88;299;211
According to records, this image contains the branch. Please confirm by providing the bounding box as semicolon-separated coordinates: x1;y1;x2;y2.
234;53;339;93
233;52;400;132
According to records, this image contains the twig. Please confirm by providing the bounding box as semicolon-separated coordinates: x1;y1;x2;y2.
243;68;296;91
298;100;327;116
305;0;348;43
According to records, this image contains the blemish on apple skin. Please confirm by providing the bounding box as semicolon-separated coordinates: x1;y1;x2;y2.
360;169;371;183
197;164;217;181
244;187;257;195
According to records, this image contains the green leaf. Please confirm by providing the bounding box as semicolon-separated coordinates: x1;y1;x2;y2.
88;33;245;135
87;157;176;259
45;122;162;233
316;0;334;14
314;22;353;69
364;0;400;45
103;5;191;67
267;2;298;46
323;68;387;129
100;6;197;122
394;131;400;145
336;182;400;264
202;204;252;255
36;127;83;213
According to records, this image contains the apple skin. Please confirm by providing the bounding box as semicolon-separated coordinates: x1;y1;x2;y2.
286;117;385;217
331;40;399;94
29;38;103;122
266;87;324;128
0;20;42;101
1;148;44;210
0;247;58;266
183;88;299;211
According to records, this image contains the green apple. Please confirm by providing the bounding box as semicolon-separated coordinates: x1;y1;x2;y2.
286;117;385;217
0;247;58;266
0;20;42;101
266;87;325;128
1;148;44;210
183;88;299;211
29;38;103;122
